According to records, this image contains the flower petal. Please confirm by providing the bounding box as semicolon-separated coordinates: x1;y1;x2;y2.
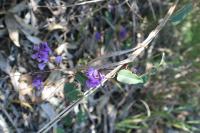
86;80;98;88
33;45;39;51
32;76;43;90
85;67;105;88
55;56;62;64
38;63;46;70
31;54;37;59
119;26;127;39
95;32;101;41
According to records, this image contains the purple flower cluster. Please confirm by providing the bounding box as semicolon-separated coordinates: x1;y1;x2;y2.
95;32;101;42
31;42;63;90
31;42;52;70
32;76;43;90
86;67;105;88
119;26;127;40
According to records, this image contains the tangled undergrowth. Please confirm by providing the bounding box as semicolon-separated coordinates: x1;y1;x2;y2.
0;0;200;133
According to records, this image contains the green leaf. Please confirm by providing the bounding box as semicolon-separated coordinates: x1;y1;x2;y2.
76;110;87;123
75;72;87;85
105;11;113;22
64;83;83;102
141;75;148;84
56;128;65;133
117;69;144;85
170;3;192;25
63;115;73;127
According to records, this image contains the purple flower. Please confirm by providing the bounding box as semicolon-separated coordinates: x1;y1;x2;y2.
38;63;46;70
32;76;43;90
86;67;105;88
119;26;127;39
32;50;49;63
95;32;101;42
108;4;114;12
55;56;62;64
32;42;51;70
37;42;52;54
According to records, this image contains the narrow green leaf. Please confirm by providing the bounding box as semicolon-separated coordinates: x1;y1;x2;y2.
117;69;144;84
64;83;83;102
170;3;192;25
159;52;166;67
187;120;200;125
105;11;113;22
116;114;148;131
169;120;192;132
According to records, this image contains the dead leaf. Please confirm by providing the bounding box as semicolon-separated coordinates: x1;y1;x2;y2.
40;103;56;119
5;13;20;47
55;43;77;55
30;10;38;27
21;31;42;44
42;71;65;103
11;100;33;111
0;51;21;92
8;1;28;13
0;51;11;74
12;13;41;44
48;23;67;31
6;13;41;44
0;114;10;133
14;15;39;35
40;103;57;132
30;0;38;11
18;75;33;96
9;71;20;91
0;29;7;38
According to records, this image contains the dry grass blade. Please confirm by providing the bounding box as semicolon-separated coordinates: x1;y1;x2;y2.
37;0;106;8
37;1;178;132
88;45;141;66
